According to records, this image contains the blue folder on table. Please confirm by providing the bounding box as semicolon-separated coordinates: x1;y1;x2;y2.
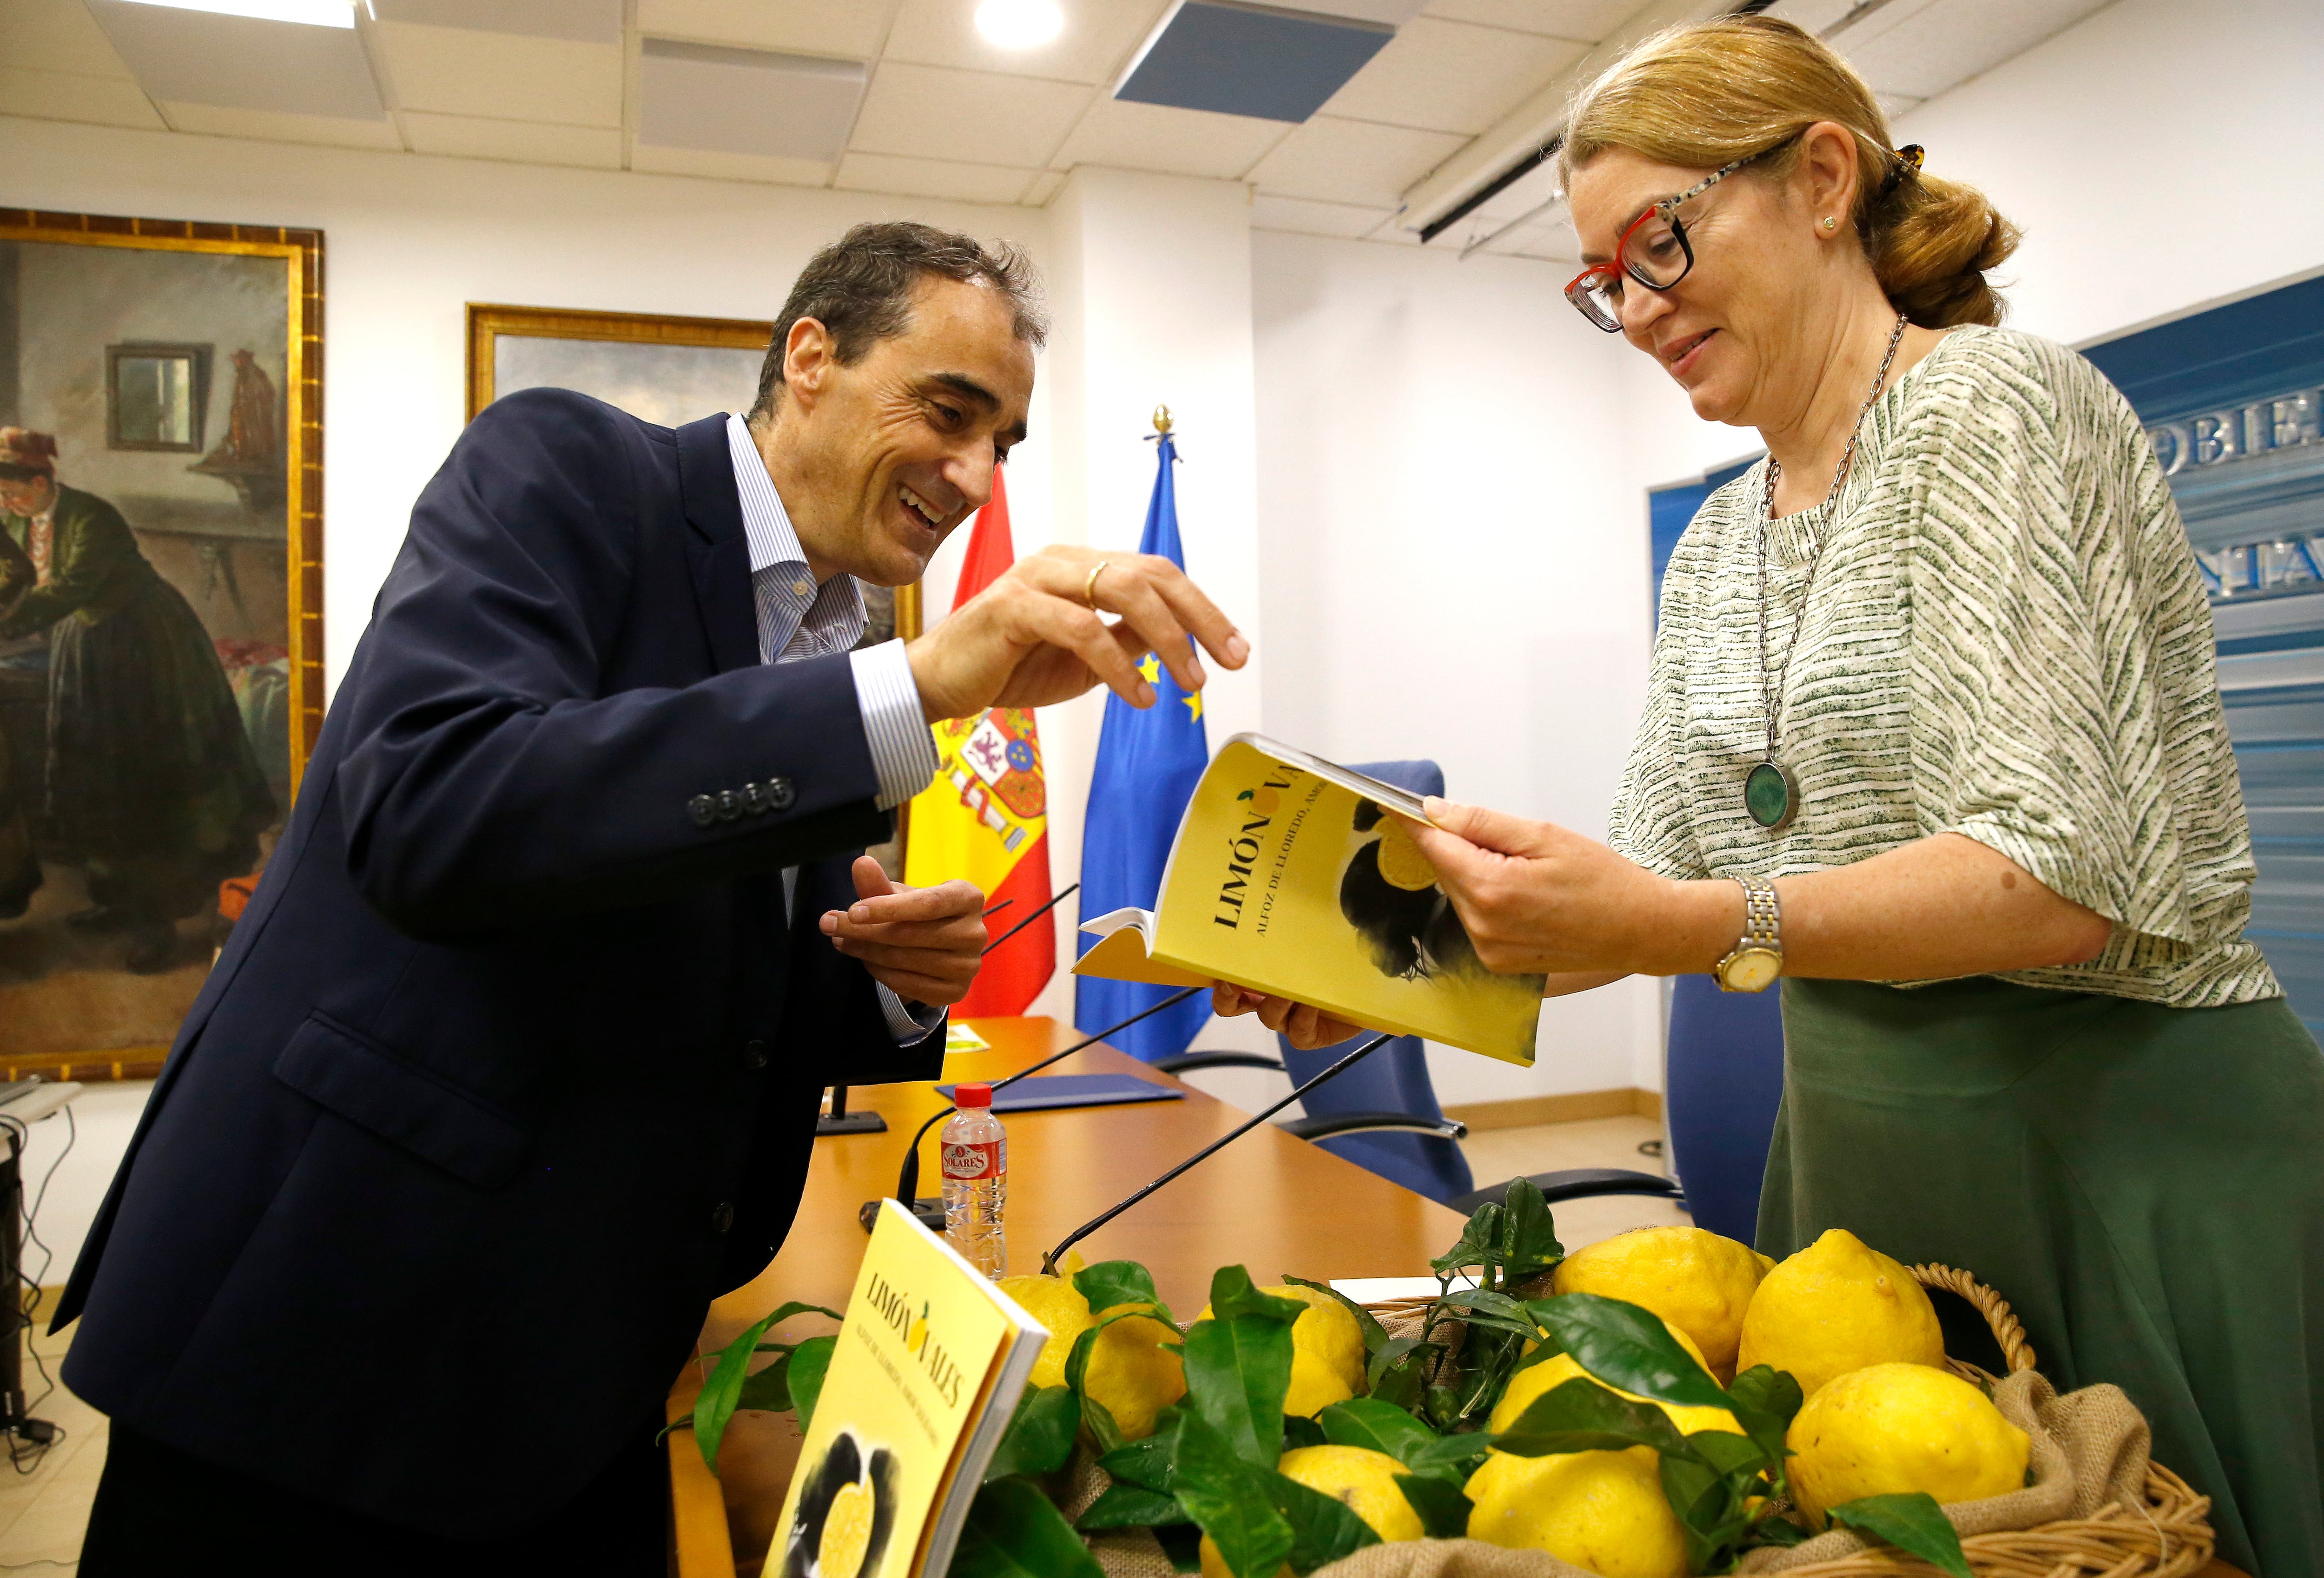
935;1074;1184;1113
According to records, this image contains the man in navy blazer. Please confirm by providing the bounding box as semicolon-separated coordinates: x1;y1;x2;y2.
58;222;1247;1576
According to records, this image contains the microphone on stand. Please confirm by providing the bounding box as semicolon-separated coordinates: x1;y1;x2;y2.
859;985;1208;1233
1039;1031;1395;1273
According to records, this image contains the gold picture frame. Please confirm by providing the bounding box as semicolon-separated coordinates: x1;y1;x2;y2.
0;208;324;1081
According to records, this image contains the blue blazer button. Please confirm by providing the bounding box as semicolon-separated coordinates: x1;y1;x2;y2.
717;789;743;821
687;794;716;828
766;777;796;811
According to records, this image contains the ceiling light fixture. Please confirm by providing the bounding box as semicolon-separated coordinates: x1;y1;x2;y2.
974;0;1063;50
114;0;357;26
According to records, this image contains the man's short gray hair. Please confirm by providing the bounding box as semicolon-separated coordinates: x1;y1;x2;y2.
748;221;1047;421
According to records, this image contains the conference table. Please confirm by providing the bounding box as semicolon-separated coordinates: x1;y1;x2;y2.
663;1014;1470;1578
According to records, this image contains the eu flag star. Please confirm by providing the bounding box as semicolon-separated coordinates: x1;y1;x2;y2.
1137;653;1162;684
1182;690;1203;722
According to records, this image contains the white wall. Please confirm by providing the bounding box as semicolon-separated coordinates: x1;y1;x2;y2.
1618;0;2324;492
1250;230;1668;1106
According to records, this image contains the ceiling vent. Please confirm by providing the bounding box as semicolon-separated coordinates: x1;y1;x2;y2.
637;39;868;163
1115;0;1394;124
85;0;385;119
368;0;621;43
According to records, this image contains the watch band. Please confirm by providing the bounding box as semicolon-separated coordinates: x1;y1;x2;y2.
1736;875;1780;949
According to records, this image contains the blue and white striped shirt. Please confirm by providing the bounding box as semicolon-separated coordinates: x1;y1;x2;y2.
726;414;943;1044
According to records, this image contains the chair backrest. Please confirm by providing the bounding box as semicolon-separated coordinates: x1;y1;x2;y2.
1274;758;1475;1205
1662;974;1785;1245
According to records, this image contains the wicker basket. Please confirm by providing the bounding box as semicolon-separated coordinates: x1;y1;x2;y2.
1352;1263;2215;1578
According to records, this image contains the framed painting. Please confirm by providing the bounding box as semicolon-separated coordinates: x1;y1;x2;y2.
0;209;324;1081
466;303;923;863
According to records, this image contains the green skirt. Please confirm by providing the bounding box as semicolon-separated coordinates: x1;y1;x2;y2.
1761;977;2324;1578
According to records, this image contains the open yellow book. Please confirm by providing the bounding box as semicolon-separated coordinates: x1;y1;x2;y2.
765;1201;1048;1578
1072;734;1545;1065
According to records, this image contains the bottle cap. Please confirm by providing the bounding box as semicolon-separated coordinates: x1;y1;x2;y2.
953;1082;993;1109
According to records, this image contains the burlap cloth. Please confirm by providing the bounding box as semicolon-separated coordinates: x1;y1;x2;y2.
1082;1366;2160;1578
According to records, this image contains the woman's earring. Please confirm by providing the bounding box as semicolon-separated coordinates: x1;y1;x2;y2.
1821;216;1837;231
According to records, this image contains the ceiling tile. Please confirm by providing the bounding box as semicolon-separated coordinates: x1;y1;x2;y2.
0;66;164;129
634;0;898;57
1365;213;1425;244
401;111;622;168
1482;217;1578;261
1833;0;2113;100
640;41;866;161
850;60;1093;167
629;142;834;187
369;0;621;43
1320;16;1586;136
1245;114;1464;208
1419;0;1637;41
883;0;1167;86
1021;169;1065;205
157;99;401;148
1048;97;1289;180
1249;194;1395;238
6;0;138;77
834;151;1037;204
86;1;385;119
369;23;620;125
1116;1;1392;122
1271;0;1432;21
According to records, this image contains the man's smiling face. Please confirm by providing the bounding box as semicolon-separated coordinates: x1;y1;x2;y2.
761;273;1035;589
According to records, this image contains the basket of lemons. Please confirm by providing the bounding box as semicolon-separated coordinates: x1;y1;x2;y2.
695;1180;2212;1578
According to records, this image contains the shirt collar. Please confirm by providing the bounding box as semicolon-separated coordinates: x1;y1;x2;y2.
726;413;810;575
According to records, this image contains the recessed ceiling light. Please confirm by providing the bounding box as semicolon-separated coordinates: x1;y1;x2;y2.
975;0;1063;50
113;0;357;26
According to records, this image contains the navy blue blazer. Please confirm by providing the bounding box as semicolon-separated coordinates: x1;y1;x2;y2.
55;392;943;1538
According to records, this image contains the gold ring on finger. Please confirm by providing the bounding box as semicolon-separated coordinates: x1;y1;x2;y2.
1082;560;1108;610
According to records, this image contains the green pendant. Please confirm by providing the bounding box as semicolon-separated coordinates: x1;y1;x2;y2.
1745;761;1798;830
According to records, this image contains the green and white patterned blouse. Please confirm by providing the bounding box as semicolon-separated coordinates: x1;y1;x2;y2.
1609;325;2279;1006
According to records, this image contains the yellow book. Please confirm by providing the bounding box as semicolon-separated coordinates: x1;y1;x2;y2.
1072;734;1545;1065
765;1201;1048;1578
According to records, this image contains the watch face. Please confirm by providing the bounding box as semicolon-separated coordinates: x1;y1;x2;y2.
1720;947;1782;993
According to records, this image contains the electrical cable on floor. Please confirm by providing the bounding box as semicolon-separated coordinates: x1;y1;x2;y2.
4;1108;73;1474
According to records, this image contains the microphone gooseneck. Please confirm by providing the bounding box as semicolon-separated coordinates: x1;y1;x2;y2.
981;881;1079;956
1039;1031;1395;1274
890;984;1208;1207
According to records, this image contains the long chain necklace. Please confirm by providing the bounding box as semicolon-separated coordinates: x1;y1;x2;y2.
1743;310;1909;831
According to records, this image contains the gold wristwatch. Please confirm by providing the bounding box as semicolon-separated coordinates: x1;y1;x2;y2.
1715;876;1783;993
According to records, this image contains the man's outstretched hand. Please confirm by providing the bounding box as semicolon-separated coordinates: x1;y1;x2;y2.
821;855;986;1007
906;543;1249;722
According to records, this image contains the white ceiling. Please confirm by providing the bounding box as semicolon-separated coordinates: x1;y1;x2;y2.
0;0;2114;260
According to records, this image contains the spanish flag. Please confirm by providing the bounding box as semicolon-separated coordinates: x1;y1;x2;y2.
904;470;1053;1014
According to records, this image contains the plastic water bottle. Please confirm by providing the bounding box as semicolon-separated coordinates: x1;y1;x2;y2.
940;1083;1007;1278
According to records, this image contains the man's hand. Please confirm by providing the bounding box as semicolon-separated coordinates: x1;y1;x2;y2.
906;544;1248;723
820;856;987;1007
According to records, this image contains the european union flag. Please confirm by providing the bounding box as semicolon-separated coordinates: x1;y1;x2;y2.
1075;432;1213;1061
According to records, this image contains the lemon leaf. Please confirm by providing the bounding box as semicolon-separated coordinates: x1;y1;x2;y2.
1392;1472;1472;1539
1281;1414;1327;1450
733;1351;793;1414
1404;1431;1494;1481
689;1302;845;1473
1269;1464;1381;1572
1098;1411;1183;1493
1279;1275;1392;1356
985;1385;1080;1483
1527;1292;1731;1411
1169;1412;1296;1578
1076;1482;1187;1531
1183;1315;1295;1465
1316;1398;1436;1466
1828;1494;1973;1578
1206;1266;1307;1325
787;1336;836;1434
1076;1260;1174;1326
952;1477;1107;1578
1726;1364;1804;1464
1490;1375;1698;1461
1494;1177;1564;1282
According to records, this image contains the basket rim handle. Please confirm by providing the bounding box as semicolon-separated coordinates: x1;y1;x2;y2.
1913;1261;2039;1375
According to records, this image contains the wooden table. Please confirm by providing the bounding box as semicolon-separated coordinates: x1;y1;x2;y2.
665;1015;1470;1578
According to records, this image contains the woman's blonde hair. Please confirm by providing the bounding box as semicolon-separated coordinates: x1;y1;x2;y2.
1558;16;2018;329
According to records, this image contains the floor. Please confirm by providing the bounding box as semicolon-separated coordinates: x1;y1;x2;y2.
0;1301;102;1575
1454;1113;1693;1250
0;1116;1683;1572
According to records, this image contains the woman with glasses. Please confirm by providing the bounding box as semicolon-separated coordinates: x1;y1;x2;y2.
1221;16;2321;1567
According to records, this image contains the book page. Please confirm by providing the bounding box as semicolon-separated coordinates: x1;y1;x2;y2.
1145;736;1543;1065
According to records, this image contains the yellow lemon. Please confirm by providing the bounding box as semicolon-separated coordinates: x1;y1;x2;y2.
1195;1444;1422;1578
1197;1285;1367;1418
1551;1226;1769;1382
1737;1229;1946;1401
817;1479;875;1578
1788;1362;2032;1527
1373;819;1438;891
1464;1447;1689;1578
1490;1314;1740;1441
997;1274;1095;1392
1080;1308;1187;1440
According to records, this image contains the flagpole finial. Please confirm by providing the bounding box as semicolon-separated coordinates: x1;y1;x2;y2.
1152;404;1173;436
